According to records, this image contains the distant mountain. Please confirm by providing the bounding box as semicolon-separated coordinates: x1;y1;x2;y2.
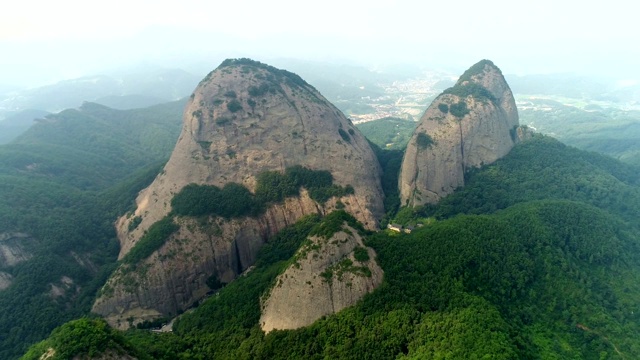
507;73;611;99
0;109;49;144
0;68;200;113
519;98;640;166
94;94;170;110
0;84;21;96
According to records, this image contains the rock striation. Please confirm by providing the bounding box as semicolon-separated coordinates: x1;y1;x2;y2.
399;60;524;207
260;223;383;333
93;59;384;328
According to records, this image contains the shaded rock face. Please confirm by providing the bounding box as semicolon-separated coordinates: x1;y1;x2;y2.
399;60;520;207
260;224;383;333
93;59;384;328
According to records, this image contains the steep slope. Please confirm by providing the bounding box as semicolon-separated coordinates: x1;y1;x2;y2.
93;59;384;328
399;60;526;207
0;109;49;144
0;101;183;359
260;223;383;332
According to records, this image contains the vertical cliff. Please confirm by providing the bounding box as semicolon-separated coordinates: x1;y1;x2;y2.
399;60;522;207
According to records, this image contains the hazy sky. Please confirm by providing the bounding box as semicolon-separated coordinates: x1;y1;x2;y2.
1;0;637;87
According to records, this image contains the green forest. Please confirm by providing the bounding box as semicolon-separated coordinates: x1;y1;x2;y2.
2;77;640;359
355;117;418;150
20;133;640;359
0;100;184;359
518;98;640;166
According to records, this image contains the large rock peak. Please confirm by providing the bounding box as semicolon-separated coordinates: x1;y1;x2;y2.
93;59;384;328
399;60;521;207
119;59;384;249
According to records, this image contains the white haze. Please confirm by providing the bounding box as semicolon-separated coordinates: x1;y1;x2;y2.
1;0;637;87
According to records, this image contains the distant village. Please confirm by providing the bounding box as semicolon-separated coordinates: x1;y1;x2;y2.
348;72;451;124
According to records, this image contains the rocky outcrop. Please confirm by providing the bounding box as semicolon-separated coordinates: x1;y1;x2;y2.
399;60;521;207
260;223;383;333
0;233;35;291
93;59;384;328
0;272;13;290
0;232;33;267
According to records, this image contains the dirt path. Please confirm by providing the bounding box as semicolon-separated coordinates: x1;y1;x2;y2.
576;323;624;359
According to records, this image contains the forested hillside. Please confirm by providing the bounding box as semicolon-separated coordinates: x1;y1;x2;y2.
519;99;640;166
0;100;184;359
24;135;640;359
355;116;418;150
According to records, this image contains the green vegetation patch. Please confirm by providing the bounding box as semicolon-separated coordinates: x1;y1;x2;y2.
215;116;231;126
353;246;370;262
449;101;470;118
456;59;499;84
22;318;146;360
321;257;371;284
248;83;273;97
338;128;351;142
122;216;179;265
128;215;142;232
438;103;449;113
416;132;434;149
355;117;417;150
444;83;497;105
308;210;366;240
366;140;405;225
226;99;243;113
171;166;355;220
171;183;259;218
217;58;315;92
420;135;640;221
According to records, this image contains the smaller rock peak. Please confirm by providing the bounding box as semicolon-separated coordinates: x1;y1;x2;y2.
450;59;509;103
398;59;519;208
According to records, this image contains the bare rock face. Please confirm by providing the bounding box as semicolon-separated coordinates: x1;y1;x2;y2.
399;60;520;207
0;232;33;267
0;272;13;290
260;224;383;333
93;59;384;328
